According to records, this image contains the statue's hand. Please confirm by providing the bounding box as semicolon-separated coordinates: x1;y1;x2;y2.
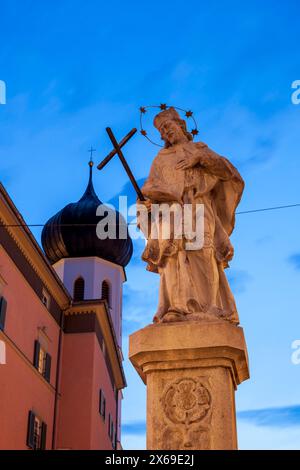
137;198;152;213
224;245;234;262
175;152;199;170
216;241;234;263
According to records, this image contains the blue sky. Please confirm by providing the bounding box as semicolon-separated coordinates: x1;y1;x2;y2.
1;0;300;449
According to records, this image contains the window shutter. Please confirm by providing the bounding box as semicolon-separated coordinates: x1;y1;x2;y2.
99;389;106;419
99;389;102;414
108;414;111;437
0;297;7;331
108;415;114;442
33;340;40;369
111;421;114;444
103;397;106;420
40;422;47;450
26;411;35;449
44;353;51;383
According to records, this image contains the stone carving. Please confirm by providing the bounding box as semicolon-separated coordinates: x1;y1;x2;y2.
160;377;212;450
137;107;244;324
162;378;211;424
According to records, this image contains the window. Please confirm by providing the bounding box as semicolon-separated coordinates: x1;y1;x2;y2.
41;289;50;309
33;340;51;382
108;413;114;444
111;423;115;447
0;296;7;331
101;280;110;306
99;389;106;420
27;411;47;450
73;277;85;301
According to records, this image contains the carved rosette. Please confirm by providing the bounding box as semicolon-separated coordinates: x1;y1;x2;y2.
160;377;212;450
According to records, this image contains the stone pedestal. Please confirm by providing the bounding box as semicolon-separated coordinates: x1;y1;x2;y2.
129;320;249;450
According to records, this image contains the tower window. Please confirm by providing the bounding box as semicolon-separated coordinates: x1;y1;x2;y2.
73;277;85;301
101;280;110;306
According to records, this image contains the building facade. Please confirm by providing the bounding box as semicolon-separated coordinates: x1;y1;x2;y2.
0;162;132;450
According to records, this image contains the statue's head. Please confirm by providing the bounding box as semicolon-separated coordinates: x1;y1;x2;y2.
154;107;193;148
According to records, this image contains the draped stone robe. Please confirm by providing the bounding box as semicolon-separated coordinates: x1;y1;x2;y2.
138;140;244;324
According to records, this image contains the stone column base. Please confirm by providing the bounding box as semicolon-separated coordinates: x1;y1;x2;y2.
129;320;249;450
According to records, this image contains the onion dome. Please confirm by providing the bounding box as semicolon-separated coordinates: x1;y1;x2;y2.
41;160;133;267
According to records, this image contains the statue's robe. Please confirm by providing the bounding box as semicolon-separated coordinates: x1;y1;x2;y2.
138;140;244;323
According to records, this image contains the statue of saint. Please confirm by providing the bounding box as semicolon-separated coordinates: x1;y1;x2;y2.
137;107;244;324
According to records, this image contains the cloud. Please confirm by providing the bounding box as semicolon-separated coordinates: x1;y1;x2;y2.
238;405;300;428
121;433;146;451
227;269;252;294
255;235;273;245
122;422;300;450
122;421;146;436
288;254;300;271
128;239;147;266
122;425;300;450
122;405;300;436
239;137;276;168
108;178;146;209
237;421;300;450
202;103;278;172
122;282;158;336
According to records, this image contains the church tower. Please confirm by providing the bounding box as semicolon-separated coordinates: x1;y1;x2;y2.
41;160;132;449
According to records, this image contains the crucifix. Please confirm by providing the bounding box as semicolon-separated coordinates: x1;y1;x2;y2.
97;127;145;201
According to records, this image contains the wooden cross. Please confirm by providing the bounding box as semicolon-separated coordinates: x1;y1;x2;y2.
97;127;145;201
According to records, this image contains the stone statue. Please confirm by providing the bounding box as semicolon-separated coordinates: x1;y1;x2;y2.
137;107;244;324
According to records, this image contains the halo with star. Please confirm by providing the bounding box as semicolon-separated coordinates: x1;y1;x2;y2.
139;104;199;147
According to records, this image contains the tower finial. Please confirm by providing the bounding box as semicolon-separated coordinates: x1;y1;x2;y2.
87;147;96;189
88;146;96;167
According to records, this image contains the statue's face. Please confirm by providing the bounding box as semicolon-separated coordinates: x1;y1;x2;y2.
159;119;187;146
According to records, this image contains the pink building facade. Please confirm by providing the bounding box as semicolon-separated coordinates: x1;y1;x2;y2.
0;164;132;450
